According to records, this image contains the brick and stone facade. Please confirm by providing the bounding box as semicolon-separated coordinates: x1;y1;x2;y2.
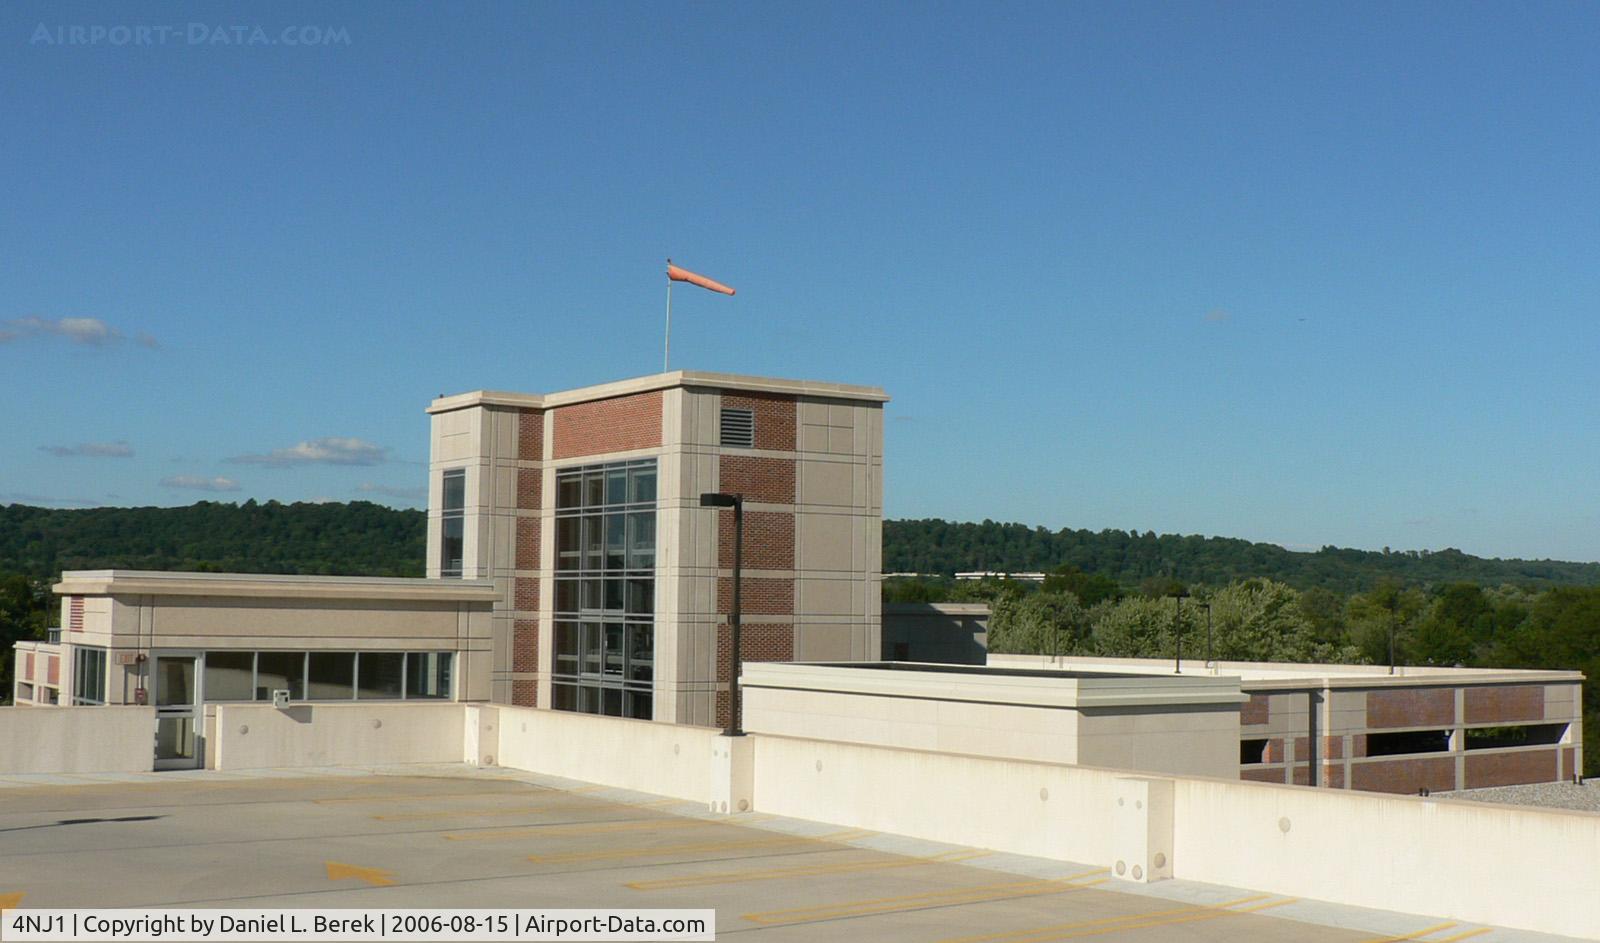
426;370;887;725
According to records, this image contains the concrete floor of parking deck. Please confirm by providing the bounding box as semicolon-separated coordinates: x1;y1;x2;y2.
0;766;1578;943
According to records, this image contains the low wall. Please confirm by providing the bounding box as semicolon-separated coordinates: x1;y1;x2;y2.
0;706;154;773
748;730;1599;939
752;733;1128;866
491;705;720;802
211;702;466;770
1174;776;1600;939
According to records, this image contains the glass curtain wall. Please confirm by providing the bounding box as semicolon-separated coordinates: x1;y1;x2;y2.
552;459;656;719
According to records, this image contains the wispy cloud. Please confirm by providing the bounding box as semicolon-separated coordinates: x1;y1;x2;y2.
39;441;134;458
0;492;100;508
357;482;427;501
161;475;241;492
227;437;389;467
0;316;156;348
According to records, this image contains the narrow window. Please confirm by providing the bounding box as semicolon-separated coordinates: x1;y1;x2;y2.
1240;739;1268;765
440;469;466;577
72;647;107;705
720;407;755;448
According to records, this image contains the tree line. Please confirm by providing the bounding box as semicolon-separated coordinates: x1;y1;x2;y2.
888;569;1598;776
885;518;1600;594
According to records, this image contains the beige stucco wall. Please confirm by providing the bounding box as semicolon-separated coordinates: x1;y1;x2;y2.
211;702;467;769
741;663;1242;779
490;704;722;801
0;706;155;773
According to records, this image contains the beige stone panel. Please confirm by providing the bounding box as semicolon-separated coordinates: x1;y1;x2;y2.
798;401;829;426
868;407;883;458
145;598;472;644
799;460;854;507
797;578;854;616
827;426;854;454
800;424;830;453
493;406;517;458
797;512;854;571
795;623;855;661
662;387;684;448
828;403;854;427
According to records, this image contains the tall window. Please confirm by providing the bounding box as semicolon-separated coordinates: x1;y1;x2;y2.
552;459;656;719
73;647;107;705
440;469;466;577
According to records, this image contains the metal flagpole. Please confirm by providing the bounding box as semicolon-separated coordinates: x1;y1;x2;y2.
663;259;674;372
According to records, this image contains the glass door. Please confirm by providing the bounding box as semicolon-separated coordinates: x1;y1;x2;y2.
153;653;201;770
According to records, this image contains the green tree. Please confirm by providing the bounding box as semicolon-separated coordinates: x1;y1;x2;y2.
988;592;1092;656
1041;565;1122;606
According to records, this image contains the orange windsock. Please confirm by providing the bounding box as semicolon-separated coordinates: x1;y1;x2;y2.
667;263;735;296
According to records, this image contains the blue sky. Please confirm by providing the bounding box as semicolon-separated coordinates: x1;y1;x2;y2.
3;1;1598;562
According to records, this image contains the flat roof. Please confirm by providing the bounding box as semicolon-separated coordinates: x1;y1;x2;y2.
990;654;1584;690
53;569;499;603
743;661;1246;709
427;369;890;414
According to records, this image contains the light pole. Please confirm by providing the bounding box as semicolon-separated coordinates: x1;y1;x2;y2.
700;492;744;736
1200;602;1213;669
1172;593;1183;674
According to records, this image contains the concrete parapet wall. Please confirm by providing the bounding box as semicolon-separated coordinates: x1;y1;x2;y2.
491;705;720;802
211;702;466;770
0;706;154;773
1173;776;1600;938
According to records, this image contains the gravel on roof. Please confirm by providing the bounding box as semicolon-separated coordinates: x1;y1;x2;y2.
1440;780;1600;813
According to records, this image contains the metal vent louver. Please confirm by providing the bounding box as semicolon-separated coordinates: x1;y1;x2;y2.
720;407;755;448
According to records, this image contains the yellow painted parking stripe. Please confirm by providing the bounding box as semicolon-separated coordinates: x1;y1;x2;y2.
447;813;772;842
529;829;872;864
936;894;1274;943
375;798;597;820
743;869;1109;926
626;848;989;890
314;788;556;806
1433;930;1490;943
1356;922;1461;943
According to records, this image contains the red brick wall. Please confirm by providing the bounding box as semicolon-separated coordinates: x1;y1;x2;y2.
1241;767;1286;784
1366;688;1455;729
1562;747;1576;779
1465;750;1558;788
23;653;32;681
517;469;541;512
718;455;796;504
1464;685;1544;724
518;408;544;462
1240;693;1269;726
516;518;541;570
1322;764;1346;788
512;680;537;708
718;577;793;616
718;509;794;570
1323;736;1344;759
514;576;538;613
46;655;58;685
69;596;83;632
552;391;663;459
1291;765;1312;786
512;620;538;674
1264;738;1287;763
1294;736;1313;762
1349;756;1456;794
722;392;796;451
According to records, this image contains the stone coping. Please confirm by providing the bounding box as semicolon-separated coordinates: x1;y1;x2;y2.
53;570;499;603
